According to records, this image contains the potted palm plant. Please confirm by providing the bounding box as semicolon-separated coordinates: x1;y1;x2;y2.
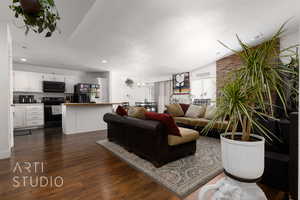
198;22;299;199
9;0;60;37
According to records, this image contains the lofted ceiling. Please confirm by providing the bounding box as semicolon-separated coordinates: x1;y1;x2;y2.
0;0;299;78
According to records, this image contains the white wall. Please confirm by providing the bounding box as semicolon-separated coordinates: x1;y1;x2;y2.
0;23;12;159
109;70;153;105
190;62;216;100
280;30;299;64
168;62;217;104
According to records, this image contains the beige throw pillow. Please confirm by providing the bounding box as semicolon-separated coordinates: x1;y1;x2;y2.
128;107;147;119
204;106;216;120
185;105;206;118
165;104;184;117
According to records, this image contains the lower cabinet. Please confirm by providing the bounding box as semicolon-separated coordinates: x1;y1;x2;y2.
14;106;26;128
14;104;44;129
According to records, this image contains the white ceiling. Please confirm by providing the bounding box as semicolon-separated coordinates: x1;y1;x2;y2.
0;0;299;77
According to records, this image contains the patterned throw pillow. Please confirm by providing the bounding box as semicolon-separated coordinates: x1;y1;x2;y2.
128;107;147;119
179;103;190;114
204;105;216;120
165;104;184;117
185;105;206;118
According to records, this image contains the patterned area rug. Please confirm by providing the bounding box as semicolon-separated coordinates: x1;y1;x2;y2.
96;137;222;198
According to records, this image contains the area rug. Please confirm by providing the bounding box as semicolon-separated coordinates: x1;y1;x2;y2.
96;137;222;198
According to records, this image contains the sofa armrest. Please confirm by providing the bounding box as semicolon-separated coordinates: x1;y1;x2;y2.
103;113;126;123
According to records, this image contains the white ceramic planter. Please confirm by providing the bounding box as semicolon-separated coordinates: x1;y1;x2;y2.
198;133;267;200
221;133;265;180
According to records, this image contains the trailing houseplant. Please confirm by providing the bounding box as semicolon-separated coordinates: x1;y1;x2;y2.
9;0;60;37
198;23;299;199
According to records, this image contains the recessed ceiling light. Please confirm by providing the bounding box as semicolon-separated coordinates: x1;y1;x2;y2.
20;58;27;62
101;60;108;64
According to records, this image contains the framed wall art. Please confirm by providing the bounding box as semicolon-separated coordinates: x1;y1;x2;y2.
172;72;190;94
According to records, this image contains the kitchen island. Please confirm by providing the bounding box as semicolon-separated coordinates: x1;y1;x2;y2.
62;103;121;135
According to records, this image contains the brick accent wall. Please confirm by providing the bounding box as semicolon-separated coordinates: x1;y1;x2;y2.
216;40;280;97
216;53;242;96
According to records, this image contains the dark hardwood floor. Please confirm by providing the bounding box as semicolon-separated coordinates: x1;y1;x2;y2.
0;128;286;200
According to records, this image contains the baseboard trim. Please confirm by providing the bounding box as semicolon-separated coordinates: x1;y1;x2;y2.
0;149;11;159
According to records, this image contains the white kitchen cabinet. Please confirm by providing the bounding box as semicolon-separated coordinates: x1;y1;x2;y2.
13;106;26;128
13;71;30;92
28;72;43;92
65;75;79;94
13;71;43;92
13;104;44;129
13;70;84;94
97;78;109;102
43;73;65;82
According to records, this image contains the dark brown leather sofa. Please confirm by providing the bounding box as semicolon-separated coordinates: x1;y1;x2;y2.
103;113;197;167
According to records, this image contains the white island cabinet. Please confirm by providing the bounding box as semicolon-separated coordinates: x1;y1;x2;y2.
62;103;120;135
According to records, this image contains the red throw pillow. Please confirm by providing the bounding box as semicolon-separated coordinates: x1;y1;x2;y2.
179;104;190;114
116;106;128;116
145;112;181;137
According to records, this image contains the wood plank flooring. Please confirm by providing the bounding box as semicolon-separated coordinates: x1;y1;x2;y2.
0;128;285;200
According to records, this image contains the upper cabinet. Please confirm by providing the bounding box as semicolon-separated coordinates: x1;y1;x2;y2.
29;72;43;92
13;70;81;93
42;73;65;82
13;71;29;92
65;75;80;94
13;71;43;93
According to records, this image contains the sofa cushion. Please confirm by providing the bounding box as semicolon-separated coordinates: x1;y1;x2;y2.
204;105;217;120
174;117;209;127
174;117;192;125
174;117;229;130
210;120;229;130
128;107;147;119
165;103;184;117
179;103;190;114
145;112;181;136
189;118;210;127
168;127;199;146
116;106;128;116
185;105;206;118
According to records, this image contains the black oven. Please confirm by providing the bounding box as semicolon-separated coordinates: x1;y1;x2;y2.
42;97;65;128
43;81;65;93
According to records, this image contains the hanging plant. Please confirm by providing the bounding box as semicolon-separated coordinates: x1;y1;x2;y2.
9;0;60;37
